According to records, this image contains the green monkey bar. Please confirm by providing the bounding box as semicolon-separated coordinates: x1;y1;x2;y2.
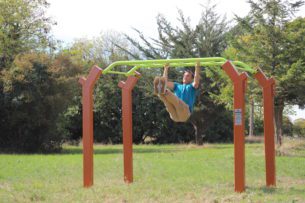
102;57;256;76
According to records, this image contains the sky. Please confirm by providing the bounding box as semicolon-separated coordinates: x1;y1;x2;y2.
47;0;305;121
47;0;305;41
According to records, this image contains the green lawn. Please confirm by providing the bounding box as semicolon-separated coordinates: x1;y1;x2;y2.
0;139;304;202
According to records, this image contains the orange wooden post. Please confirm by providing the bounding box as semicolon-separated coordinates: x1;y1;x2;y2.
254;68;276;187
79;66;103;187
118;73;140;183
222;61;248;192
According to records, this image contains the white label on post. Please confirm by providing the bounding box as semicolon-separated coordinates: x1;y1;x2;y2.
234;109;242;126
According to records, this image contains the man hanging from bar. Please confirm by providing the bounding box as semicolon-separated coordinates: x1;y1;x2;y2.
154;62;201;122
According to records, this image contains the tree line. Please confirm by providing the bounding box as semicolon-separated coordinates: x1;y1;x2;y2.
0;0;304;152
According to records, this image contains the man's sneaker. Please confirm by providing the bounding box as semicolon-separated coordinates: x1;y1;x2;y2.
153;76;160;95
159;77;167;94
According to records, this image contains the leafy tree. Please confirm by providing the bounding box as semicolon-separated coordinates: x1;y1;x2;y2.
225;0;305;145
0;0;55;69
195;3;228;57
0;0;62;152
1;53;60;152
50;52;83;143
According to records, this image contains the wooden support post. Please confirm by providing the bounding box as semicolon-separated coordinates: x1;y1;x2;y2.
222;61;248;192
254;68;276;187
79;66;103;187
118;73;140;183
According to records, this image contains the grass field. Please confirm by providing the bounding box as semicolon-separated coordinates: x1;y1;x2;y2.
0;138;304;202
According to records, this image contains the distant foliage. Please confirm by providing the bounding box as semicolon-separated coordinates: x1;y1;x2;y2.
283;116;294;136
0;0;56;68
0;53;82;152
293;118;305;137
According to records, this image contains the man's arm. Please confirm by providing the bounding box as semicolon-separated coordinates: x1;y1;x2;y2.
193;62;201;89
163;64;174;89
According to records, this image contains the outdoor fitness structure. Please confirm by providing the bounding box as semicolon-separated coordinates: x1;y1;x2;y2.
79;57;276;192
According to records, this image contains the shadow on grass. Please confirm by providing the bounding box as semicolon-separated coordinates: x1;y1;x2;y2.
61;147;184;155
275;151;305;158
246;185;305;195
0;145;204;155
261;186;276;194
0;146;183;155
206;145;233;149
209;144;261;150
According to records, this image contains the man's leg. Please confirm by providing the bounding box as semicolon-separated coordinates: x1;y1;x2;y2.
154;76;180;121
154;76;189;122
158;94;180;122
153;76;160;95
163;90;191;122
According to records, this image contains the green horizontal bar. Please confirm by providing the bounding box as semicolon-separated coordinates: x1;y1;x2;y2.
103;57;227;74
102;57;256;76
105;70;129;76
126;62;226;76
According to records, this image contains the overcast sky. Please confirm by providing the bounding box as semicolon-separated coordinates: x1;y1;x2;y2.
47;0;305;121
47;0;249;41
47;0;305;42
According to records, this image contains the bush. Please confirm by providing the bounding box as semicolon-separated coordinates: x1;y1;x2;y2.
254;117;264;135
0;53;82;152
293;118;305;137
283;116;293;136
